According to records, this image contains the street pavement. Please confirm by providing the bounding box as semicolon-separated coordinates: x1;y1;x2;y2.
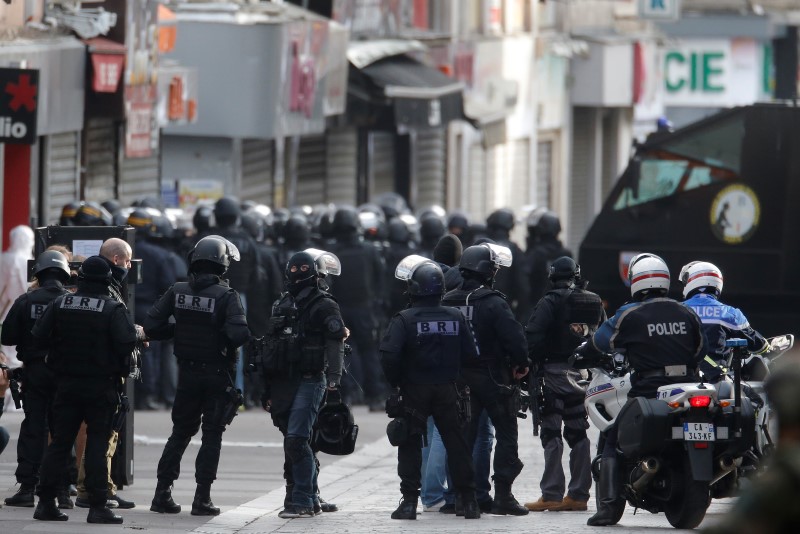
1;403;732;533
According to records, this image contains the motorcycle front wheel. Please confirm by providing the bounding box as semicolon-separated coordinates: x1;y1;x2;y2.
664;459;711;529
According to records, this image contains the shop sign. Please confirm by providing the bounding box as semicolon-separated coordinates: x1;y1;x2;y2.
0;68;39;144
290;40;316;118
124;85;156;158
639;0;681;20
91;54;125;93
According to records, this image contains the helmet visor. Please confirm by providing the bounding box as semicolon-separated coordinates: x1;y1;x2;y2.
485;243;512;268
304;248;341;276
358;211;380;231
395;254;433;281
222;238;241;262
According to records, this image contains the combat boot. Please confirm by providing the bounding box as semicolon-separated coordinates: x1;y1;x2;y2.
57;489;74;509
150;481;181;514
461;494;481;519
390;497;417;520
33;498;68;521
191;483;220;516
587;457;626;527
5;484;35;507
87;506;123;524
491;480;529;516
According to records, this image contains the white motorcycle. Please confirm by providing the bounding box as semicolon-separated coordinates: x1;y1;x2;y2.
572;338;774;529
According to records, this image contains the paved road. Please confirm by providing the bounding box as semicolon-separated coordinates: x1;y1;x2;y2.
0;404;731;533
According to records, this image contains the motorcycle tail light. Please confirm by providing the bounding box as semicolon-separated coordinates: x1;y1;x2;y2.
694;442;709;449
689;396;712;408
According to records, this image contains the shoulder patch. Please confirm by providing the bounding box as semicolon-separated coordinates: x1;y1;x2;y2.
327;317;343;333
60;295;105;313
175;293;215;313
416;320;460;336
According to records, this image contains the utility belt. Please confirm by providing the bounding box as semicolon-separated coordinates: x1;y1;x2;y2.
179;359;234;374
636;365;697;380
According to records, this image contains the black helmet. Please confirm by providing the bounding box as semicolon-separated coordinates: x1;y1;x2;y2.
78;256;113;284
240;211;264;241
549;256;579;281
60;201;82;226
34;250;70;282
459;245;496;277
283;214;310;244
486;208;515;231
214;197;241;225
101;199;121;216
447;211;470;233
193;206;214;233
311;397;358;455
374;192;409;220
127;208;157;237
408;261;444;297
419;216;446;242
190;235;240;269
134;196;160;209
332;206;360;234
527;210;561;237
387;218;411;244
73;202;112;226
152;215;176;240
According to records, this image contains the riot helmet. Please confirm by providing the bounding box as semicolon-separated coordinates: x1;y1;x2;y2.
127;208;157;237
447;211;470;236
190;235;240;274
285;248;340;295
78;255;113;284
60;201;82;226
282;214;310;246
332;206;360;235
628;253;670;299
679;261;723;298
214;197;241;226
419;216;446;243
101;199;121;217
486;208;515;232
395;255;444;297
387;218;411;244
34;250;70;283
72;202;112;226
311;399;358;455
527;209;561;238
374;192;409;220
193;205;215;233
240;211;264;242
549;256;579;282
459;243;512;283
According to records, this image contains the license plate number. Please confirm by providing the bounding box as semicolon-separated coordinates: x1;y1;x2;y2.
683;422;715;441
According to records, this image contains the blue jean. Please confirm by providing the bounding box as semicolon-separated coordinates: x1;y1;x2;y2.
286;377;326;508
421;417;447;506
444;409;494;504
235;294;248;393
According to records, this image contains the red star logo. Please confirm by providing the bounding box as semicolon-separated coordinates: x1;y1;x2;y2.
6;74;37;113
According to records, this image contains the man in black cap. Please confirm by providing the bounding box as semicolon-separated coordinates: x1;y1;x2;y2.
31;256;137;524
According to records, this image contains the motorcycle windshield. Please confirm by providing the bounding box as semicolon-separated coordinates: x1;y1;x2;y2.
395;254;433;281
303;248;341;276
485;243;513;268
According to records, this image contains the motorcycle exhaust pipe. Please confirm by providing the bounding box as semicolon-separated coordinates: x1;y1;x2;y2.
710;455;736;486
631;457;660;492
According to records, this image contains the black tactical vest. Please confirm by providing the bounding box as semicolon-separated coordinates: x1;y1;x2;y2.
17;285;68;362
442;287;500;365
265;291;328;376
50;292;123;376
172;281;231;363
545;287;604;360
397;305;466;385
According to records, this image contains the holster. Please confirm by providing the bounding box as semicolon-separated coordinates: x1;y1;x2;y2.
456;384;472;425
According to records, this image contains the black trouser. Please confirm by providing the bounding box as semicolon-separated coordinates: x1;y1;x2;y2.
461;368;524;485
15;360;58;487
398;382;475;500
340;306;386;402
37;376;116;506
156;363;229;486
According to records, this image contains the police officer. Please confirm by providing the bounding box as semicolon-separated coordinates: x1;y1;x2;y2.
679;261;769;381
146;236;250;516
524;257;604;512
525;210;572;306
442;244;530;515
485;209;529;321
31;256;137;524
577;253;706;527
2;251;71;508
380;256;481;520
327;206;386;409
258;249;346;518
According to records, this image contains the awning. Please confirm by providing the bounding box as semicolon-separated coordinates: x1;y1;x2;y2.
348;50;465;131
83;37;125;93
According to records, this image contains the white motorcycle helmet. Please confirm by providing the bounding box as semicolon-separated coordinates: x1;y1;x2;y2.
628;253;670;298
679;261;723;298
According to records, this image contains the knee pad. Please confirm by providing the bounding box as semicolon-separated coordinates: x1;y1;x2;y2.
563;427;588;448
285;437;310;463
539;427;561;447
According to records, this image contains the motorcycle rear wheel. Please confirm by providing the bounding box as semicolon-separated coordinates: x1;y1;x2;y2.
664;460;711;529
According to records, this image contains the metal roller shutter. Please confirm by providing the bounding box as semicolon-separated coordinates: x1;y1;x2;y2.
43;131;80;225
326;128;357;205
83;118;117;202
569;107;593;253
370;131;395;198
241;139;274;204
536;140;553;208
119;151;160;205
415;128;446;208
295;135;326;206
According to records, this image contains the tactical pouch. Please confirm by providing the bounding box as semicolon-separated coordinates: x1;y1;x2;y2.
112;394;130;433
385;393;404;418
218;386;244;426
387;417;411;447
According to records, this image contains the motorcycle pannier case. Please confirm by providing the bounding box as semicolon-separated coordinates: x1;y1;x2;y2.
617;397;673;458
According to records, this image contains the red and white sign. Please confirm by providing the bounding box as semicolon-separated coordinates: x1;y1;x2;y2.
124;85;156;158
91;54;125;93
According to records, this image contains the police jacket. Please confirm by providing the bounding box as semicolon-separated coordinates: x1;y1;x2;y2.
1;280;69;363
32;281;137;378
490;237;529;321
526;238;572;306
210;225;258;294
144;273;250;366
267;286;345;384
442;279;528;372
592;295;707;398
526;281;604;365
134;237;177;324
379;299;479;387
328;233;385;307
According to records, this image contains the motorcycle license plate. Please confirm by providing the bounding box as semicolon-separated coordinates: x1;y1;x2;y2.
683;422;715;441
